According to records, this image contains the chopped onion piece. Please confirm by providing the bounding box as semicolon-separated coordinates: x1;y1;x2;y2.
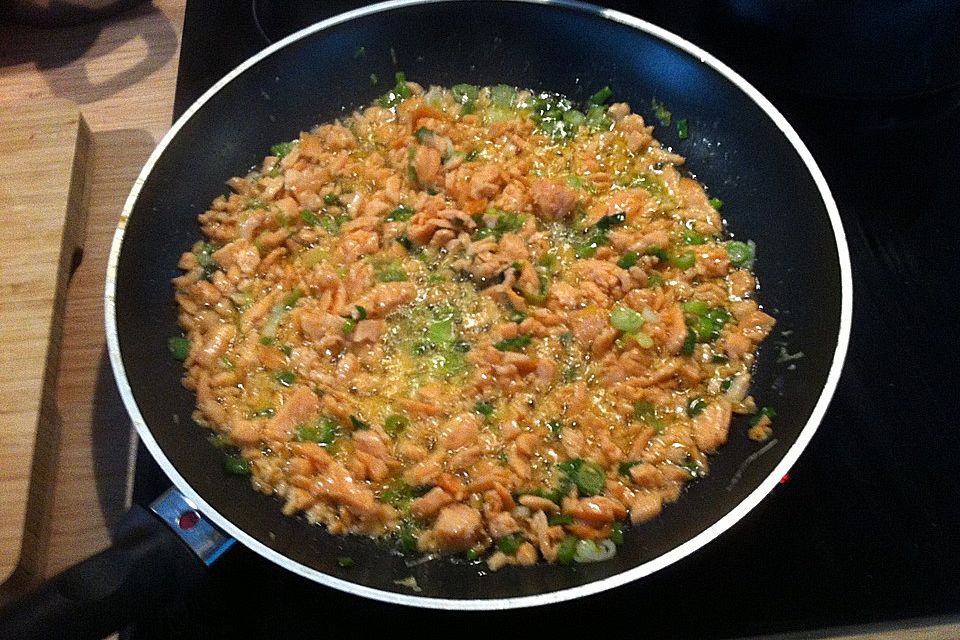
641;308;660;324
723;373;751;404
574;538;617;563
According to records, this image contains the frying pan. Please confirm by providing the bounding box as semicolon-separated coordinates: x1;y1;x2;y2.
0;0;852;636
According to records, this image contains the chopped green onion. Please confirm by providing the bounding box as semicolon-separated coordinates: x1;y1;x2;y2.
342;318;357;333
385;414;410;437
562;109;586;130
682;327;697;355
651;98;672;126
197;242;220;280
350;415;370;431
573;460;606;497
168;337;191;361
574;232;606;258
294;418;339;445
548;513;574;526
275;370;295;387
427;318;455;345
680;459;704;478
676;118;689;140
709;197;724;210
398;522;419;552
337;556;354;568
300;209;319;226
223;454;251;475
218;356;234;370
207;433;228;449
451;84;479;101
411;339;434;355
683;228;706;245
415;127;435;144
508;309;528;323
490;84;517;106
378;71;412;108
281;288;301;310
354;305;367;320
633;400;655;419
496;534;524;555
573;212;624;259
380;482;413;509
585;103;612;131
452;83;479;114
589;86;613;105
610;306;644;333
688;397;708;417
633;331;654;349
683;300;710;315
618;460;642;476
270;141;295;158
634;401;667;434
493;335;531;351
610;521;626;545
323;192;340;206
300;246;327;268
565;175;596;193
375;263;408;282
475;401;495;417
556;536;578;565
726;240;756;268
547;420;563;435
595;212;626;231
645;245;669;261
689;306;732;343
647;273;663;288
472;209;526;240
617;251;639;269
670;250;696;269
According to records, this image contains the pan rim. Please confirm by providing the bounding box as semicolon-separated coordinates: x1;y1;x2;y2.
105;0;853;610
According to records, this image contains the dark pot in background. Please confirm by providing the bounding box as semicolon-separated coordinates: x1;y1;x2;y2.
631;0;960;129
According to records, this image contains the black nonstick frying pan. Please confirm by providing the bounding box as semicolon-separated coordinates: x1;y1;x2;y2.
0;1;852;637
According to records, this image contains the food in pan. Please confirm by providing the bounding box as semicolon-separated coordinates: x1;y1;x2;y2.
171;76;775;569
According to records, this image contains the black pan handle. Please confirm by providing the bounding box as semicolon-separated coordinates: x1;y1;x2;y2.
0;490;230;640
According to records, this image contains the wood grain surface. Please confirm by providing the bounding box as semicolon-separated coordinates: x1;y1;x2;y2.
0;0;185;587
0;99;91;589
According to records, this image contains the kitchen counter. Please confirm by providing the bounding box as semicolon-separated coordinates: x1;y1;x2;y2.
0;3;956;638
0;0;184;579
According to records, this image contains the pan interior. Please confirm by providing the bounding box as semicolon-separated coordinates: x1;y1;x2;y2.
112;0;844;605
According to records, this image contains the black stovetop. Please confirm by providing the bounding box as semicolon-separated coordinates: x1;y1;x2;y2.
129;2;960;638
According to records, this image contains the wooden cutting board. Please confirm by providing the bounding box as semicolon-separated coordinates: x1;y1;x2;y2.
0;99;91;590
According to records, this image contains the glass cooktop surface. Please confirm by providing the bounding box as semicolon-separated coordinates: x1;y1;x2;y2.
127;2;960;638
